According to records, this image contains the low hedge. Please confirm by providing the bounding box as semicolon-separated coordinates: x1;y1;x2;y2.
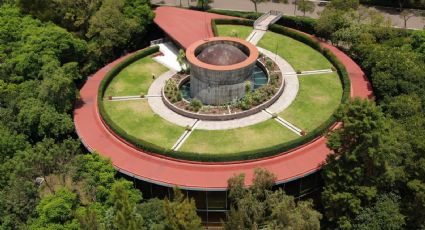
211;18;254;36
97;46;172;155
98;25;350;162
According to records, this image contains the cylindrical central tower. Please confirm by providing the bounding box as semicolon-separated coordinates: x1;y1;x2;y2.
186;37;259;105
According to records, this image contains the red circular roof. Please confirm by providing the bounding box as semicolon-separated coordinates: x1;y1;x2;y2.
186;37;259;71
73;7;373;190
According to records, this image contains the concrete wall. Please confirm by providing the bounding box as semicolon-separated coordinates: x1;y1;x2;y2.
190;63;255;105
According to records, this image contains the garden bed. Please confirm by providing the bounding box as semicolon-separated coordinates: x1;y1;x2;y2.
162;57;284;121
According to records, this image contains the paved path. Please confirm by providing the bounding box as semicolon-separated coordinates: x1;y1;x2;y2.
247;29;266;45
171;119;200;151
255;14;280;30
148;70;197;127
152;0;425;29
146;47;299;130
74;7;373;190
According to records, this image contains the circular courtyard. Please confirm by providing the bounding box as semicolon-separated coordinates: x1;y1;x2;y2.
74;6;372;190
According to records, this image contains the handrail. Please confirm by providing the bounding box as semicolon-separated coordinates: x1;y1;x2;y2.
254;10;283;30
150;37;169;46
254;11;271;28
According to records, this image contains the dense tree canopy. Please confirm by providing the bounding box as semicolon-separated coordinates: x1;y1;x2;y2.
1;0;425;229
225;169;322;229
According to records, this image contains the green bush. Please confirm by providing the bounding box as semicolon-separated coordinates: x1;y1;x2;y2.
189;99;203;112
164;79;182;103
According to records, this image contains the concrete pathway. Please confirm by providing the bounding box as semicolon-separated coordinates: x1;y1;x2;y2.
263;109;303;135
247;29;266;45
146;48;299;130
255;14;280;30
257;47;299;114
298;69;334;76
171;119;200;151
148;70;197;127
153;42;182;72
152;0;425;30
247;12;281;45
109;95;161;101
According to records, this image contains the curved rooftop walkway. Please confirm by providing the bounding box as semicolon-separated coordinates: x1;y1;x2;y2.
154;6;234;49
74;7;373;190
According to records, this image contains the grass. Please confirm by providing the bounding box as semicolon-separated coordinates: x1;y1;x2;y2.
257;31;333;71
179;119;299;154
217;25;253;40
104;56;168;97
103;100;185;149
279;73;342;132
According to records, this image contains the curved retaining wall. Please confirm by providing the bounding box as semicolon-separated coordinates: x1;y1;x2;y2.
162;62;284;121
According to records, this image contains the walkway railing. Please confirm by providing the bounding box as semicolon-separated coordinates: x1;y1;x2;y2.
254;10;283;30
150;37;169;46
254;11;271;28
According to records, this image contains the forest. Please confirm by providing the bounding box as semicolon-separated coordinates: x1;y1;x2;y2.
0;0;424;229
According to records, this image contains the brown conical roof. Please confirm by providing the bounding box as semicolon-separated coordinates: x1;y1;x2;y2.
196;44;248;66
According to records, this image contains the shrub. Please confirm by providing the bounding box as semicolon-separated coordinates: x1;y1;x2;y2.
189;99;203;112
164;79;181;103
245;80;252;93
269;73;280;86
265;60;273;70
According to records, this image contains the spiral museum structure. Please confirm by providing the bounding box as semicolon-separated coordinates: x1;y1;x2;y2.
74;6;373;225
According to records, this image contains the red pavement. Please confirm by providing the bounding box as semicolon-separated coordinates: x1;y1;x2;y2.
154;6;234;49
73;7;373;190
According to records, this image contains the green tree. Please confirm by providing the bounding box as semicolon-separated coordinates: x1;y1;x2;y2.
17;98;73;141
250;0;267;12
86;0;138;63
138;198;167;230
109;181;144;230
353;193;405;230
399;9;415;28
0;124;29;163
38;62;79;113
28;187;79;229
197;0;213;10
226;168;321;229
329;0;359;10
177;49;187;72
164;188;202;230
315;7;351;40
322;99;406;229
297;0;315;16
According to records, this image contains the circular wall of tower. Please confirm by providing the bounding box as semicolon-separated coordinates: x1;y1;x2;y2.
186;37;259;105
